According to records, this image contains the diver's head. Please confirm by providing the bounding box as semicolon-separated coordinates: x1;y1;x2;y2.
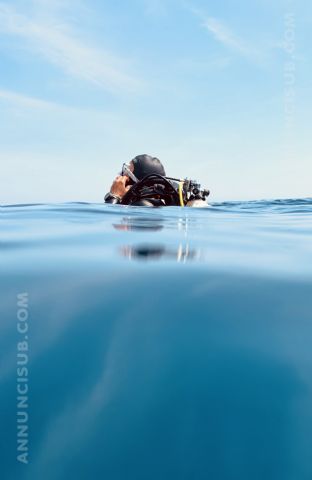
130;154;166;180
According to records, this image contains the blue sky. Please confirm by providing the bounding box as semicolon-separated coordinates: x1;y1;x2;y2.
0;0;311;203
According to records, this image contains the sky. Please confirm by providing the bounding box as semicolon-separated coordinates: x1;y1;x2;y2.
0;0;311;203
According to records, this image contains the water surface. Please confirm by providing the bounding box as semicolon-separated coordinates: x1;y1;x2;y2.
1;199;312;480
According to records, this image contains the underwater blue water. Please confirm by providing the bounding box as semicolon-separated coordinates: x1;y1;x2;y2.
1;199;312;480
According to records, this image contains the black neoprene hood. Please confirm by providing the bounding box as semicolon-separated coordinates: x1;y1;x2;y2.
131;154;166;180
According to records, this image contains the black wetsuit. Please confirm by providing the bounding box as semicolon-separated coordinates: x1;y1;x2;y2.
104;193;164;207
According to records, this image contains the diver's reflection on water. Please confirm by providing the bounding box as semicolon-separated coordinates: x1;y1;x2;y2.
115;215;200;261
113;216;164;232
120;244;199;262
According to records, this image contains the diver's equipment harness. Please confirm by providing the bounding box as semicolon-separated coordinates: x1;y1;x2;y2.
121;174;210;207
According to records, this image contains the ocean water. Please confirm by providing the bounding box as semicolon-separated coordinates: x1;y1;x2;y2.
1;199;312;480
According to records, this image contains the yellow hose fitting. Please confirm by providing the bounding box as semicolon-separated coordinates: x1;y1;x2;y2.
178;182;184;207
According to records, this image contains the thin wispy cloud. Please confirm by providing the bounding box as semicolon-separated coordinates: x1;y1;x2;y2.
0;2;141;93
203;17;251;56
0;88;62;109
187;5;260;61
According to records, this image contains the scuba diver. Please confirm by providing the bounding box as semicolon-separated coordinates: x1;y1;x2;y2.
104;154;210;207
